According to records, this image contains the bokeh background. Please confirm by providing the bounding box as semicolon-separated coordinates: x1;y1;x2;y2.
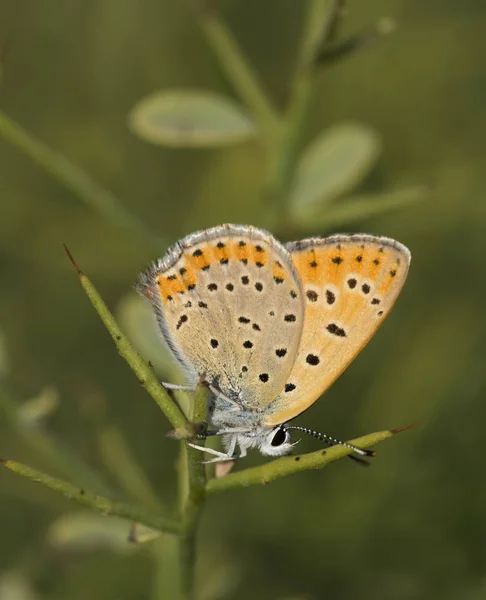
0;1;485;599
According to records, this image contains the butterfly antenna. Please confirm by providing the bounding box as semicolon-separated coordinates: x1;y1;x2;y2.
286;426;375;458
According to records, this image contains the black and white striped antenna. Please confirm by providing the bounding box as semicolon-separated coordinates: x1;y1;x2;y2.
285;425;375;465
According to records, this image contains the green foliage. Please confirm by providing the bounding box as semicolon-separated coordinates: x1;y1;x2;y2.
0;1;482;599
289;121;382;213
129;90;257;148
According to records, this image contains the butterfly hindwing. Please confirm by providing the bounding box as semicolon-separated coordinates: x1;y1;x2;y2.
137;224;305;408
262;234;411;426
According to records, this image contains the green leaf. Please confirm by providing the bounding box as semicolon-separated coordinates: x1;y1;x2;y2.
128;90;257;148
0;571;38;600
17;386;59;427
290;122;382;213
47;511;159;553
303;184;431;228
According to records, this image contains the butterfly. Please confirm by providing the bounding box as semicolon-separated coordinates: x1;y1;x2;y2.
136;224;410;462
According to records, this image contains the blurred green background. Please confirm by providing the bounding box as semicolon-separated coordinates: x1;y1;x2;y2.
0;1;485;599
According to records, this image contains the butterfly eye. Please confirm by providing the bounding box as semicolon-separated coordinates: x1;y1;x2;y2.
271;427;290;447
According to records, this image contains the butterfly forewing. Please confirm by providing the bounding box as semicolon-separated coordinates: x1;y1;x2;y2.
262;234;411;426
137;224;305;408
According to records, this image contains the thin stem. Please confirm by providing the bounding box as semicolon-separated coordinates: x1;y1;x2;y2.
206;427;416;494
0;386;114;496
266;0;340;215
0;459;181;534
64;246;187;431
0;110;165;250
99;425;165;513
198;9;281;144
317;17;396;65
305;184;431;228
179;381;210;599
152;536;182;600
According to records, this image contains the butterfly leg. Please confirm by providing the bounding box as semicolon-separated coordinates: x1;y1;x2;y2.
160;382;196;391
186;442;237;462
200;437;249;464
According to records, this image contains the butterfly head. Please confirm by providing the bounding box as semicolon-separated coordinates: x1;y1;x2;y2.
221;424;295;458
258;425;295;456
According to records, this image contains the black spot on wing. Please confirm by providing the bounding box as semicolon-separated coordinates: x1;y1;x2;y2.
326;323;346;337
176;315;188;330
306;353;320;365
325;290;335;304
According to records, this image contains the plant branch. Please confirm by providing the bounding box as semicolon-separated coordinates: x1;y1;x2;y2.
0;386;114;496
317;17;396;65
305;184;431;228
64;245;187;431
179;381;210;600
99;425;165;513
0;459;181;534
266;0;340;215
198;8;281;143
206;427;415;493
0;110;164;250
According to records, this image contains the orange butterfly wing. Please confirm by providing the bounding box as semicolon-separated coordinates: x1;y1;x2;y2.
262;234;411;426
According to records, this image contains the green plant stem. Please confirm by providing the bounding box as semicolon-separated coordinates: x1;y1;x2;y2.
0;387;114;496
199;9;281;144
266;0;339;215
179;382;210;600
0;459;181;534
317;17;397;65
206;428;410;493
0;110;164;250
152;536;182;600
306;184;431;228
99;425;165;513
64;247;187;431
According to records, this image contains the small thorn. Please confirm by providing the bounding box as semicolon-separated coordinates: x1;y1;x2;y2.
63;243;83;276
391;422;420;435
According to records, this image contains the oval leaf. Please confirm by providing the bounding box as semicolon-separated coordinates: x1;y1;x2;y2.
290;122;382;213
47;512;138;553
128;90;257;148
0;571;38;600
115;293;177;377
17;386;59;427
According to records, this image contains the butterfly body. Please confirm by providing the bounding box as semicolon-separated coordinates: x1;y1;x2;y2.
137;224;410;460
